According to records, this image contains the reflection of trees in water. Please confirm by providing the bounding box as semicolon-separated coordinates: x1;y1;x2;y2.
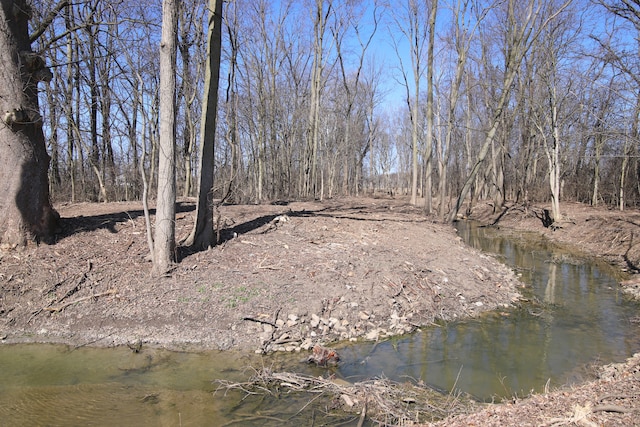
545;262;557;305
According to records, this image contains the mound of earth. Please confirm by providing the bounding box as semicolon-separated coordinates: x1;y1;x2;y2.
0;196;521;352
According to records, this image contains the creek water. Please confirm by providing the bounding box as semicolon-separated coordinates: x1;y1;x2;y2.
1;221;639;426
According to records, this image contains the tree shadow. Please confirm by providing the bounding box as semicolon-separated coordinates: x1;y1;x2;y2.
623;230;640;274
55;202;195;241
489;205;512;226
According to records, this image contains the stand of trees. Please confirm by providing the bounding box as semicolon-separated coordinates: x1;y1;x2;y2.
2;0;640;248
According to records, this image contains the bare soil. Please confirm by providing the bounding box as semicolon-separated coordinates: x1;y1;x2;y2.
1;196;639;425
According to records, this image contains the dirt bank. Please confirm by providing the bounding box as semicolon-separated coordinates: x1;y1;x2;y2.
468;201;640;300
0;196;522;352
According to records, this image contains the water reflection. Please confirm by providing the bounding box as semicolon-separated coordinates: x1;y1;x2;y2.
338;222;640;401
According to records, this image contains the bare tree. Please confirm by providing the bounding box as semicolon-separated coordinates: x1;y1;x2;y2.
448;0;571;222
391;0;428;205
436;0;487;219
0;0;61;247
183;0;223;250
153;0;178;275
302;0;332;199
423;0;437;214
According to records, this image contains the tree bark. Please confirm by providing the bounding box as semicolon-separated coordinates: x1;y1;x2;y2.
0;0;59;247
153;0;179;275
182;0;223;250
423;0;437;214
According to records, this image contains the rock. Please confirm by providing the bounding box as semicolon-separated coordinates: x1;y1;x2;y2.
366;329;379;340
358;311;370;320
310;314;320;328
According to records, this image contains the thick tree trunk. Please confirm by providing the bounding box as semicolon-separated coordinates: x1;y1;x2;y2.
0;0;59;247
182;0;223;250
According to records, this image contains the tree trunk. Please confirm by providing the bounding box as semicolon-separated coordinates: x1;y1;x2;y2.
153;0;178;275
0;0;59;247
182;0;223;250
423;0;437;214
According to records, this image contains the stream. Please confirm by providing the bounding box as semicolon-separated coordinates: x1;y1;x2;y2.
1;221;639;426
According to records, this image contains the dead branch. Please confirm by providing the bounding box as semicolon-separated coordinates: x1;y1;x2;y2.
242;316;277;328
214;367;476;424
43;289;117;313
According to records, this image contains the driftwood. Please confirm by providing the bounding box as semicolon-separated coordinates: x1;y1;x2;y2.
214;366;475;425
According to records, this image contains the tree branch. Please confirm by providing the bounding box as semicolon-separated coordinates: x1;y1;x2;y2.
29;0;69;44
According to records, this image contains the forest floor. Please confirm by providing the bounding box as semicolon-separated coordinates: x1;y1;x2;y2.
0;196;639;425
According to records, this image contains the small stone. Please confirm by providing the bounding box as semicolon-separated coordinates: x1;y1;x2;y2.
475;301;484;307
288;314;299;322
358;311;370;320
275;319;285;328
310;314;320;328
366;329;379;340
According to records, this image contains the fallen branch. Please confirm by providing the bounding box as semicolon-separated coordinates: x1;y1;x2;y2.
214;367;475;424
43;289;117;313
242;316;278;328
592;404;635;414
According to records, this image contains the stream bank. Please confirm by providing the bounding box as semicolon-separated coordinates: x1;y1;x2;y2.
0;197;522;352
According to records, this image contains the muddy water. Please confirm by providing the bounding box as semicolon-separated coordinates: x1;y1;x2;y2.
2;221;640;424
336;222;640;401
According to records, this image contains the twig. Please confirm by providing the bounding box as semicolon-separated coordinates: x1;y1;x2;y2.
592;404;634;414
356;403;366;427
43;289;117;313
242;317;277;328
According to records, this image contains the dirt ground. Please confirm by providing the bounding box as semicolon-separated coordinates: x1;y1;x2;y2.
1;196;639;425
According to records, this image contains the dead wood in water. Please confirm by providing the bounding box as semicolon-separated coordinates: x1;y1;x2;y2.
214;367;477;425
